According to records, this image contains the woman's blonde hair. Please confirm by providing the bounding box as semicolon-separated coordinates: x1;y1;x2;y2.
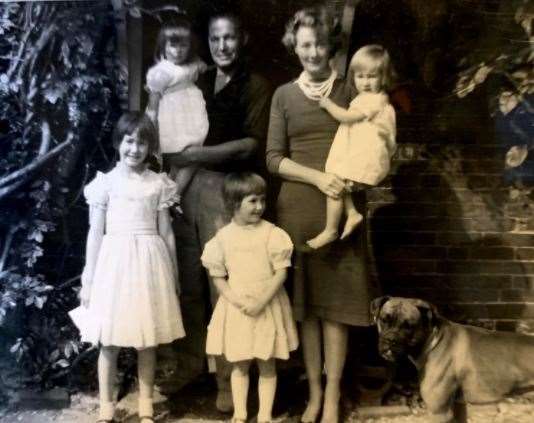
349;45;396;91
282;5;341;58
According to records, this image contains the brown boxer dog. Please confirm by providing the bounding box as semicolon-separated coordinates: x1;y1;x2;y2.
371;296;534;422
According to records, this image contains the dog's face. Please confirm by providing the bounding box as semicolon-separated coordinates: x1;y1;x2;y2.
371;296;438;361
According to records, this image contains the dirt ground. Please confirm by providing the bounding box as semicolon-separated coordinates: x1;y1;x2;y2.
1;374;534;422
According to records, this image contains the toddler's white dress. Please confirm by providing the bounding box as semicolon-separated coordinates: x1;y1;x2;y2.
325;92;396;186
201;220;299;362
79;167;185;348
146;59;209;154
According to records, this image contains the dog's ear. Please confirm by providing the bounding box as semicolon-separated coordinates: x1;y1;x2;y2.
413;299;440;328
370;296;391;323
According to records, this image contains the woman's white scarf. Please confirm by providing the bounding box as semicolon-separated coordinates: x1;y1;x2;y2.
295;69;338;101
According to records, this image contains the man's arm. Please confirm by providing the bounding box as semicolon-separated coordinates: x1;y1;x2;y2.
166;73;271;168
164;137;258;168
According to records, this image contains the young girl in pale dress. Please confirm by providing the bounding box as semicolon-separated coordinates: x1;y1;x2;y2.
307;45;397;249
76;113;185;423
201;173;298;423
145;16;209;203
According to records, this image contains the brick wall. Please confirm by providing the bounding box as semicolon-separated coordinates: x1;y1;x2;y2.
367;142;534;332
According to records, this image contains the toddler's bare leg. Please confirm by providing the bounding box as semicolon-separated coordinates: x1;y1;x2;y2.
340;193;363;240
307;196;343;249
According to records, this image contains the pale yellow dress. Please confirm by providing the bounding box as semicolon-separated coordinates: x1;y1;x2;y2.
201;220;299;362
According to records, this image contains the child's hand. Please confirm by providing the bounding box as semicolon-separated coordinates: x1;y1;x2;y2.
79;268;93;307
79;284;91;308
242;296;265;317
319;97;331;109
230;293;247;311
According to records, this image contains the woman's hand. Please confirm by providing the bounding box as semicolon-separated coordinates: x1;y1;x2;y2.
314;172;346;199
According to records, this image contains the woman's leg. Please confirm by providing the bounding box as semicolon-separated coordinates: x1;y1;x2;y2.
321;320;348;423
301;318;323;423
257;358;277;422
98;346;120;421
231;360;251;421
340;193;363;240
138;347;156;422
307;196;343;249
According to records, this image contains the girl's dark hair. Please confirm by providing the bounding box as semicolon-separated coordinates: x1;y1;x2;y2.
154;15;196;62
112;112;158;157
282;5;342;58
223;172;266;213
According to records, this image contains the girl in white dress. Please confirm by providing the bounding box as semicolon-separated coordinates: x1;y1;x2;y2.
77;113;185;423
145;17;209;205
201;173;298;423
307;44;397;249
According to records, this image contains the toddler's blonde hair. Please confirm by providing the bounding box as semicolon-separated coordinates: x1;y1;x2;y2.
349;44;395;91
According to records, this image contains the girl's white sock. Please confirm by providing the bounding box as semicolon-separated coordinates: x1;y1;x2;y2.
98;400;115;420
257;374;277;422
231;369;249;420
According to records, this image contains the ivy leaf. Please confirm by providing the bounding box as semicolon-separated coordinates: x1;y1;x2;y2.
43;86;64;105
64;342;73;358
28;230;43;243
54;359;69;368
34;296;46;309
50;349;60;362
9;339;22;354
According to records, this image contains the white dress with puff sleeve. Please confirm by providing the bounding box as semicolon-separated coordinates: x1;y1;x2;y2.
201;220;299;362
80;167;185;348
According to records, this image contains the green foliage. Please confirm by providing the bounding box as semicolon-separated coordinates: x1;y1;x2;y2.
455;0;533;102
0;1;122;394
454;0;534;185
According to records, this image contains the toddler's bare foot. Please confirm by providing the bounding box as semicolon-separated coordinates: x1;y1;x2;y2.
306;230;338;250
340;213;363;240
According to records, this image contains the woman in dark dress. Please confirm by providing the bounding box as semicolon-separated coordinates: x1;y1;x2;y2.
266;6;375;423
